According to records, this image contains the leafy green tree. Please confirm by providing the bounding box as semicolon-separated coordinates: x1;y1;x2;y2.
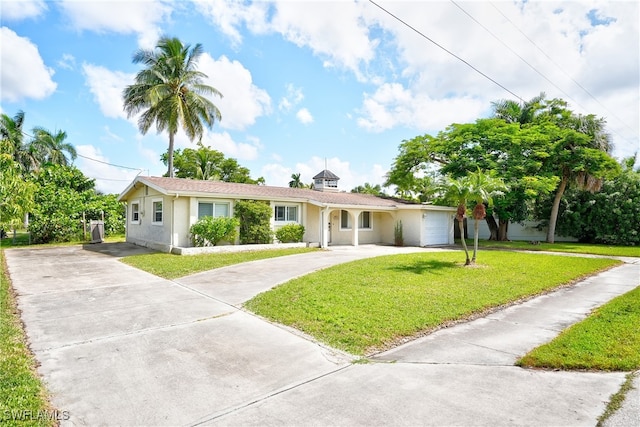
0;156;35;231
289;173;305;188
123;37;222;178
28;165;124;243
233;200;273;244
536;156;640;245
190;216;239;246
163;142;261;183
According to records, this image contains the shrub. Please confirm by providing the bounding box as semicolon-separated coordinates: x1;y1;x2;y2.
190;216;239;246
234;200;273;244
394;220;404;246
275;224;305;243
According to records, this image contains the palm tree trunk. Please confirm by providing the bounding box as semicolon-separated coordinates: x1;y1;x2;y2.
168;132;175;178
547;175;568;243
472;219;479;263
458;218;471;265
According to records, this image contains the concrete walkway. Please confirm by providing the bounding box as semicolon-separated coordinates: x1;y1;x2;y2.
4;243;639;426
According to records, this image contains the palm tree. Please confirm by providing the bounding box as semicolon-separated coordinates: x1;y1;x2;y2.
31;127;77;167
1;110;27;167
123;36;222;178
439;175;472;265
289;173;304;188
491;92;547;125
465;169;508;263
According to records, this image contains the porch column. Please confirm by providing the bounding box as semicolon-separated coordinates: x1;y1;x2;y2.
321;208;329;248
350;210;361;246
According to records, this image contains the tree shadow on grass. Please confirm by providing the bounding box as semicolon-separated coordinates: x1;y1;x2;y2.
386;259;459;275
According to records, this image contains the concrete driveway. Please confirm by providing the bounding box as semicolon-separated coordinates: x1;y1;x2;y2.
4;243;639;426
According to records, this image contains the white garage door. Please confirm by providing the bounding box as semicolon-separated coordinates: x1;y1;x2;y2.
421;212;450;246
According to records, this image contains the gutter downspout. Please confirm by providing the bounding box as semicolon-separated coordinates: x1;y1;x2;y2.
170;194;179;252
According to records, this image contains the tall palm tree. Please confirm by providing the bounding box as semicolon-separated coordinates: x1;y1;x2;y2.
465;169;508;263
31;127;77;167
1;110;26;166
491;92;547;125
123;36;222;178
439;175;472;265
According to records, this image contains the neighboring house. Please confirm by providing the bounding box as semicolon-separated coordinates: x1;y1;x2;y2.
117;170;457;253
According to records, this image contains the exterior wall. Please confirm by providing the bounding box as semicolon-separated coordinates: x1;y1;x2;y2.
172;197;191;247
125;185;172;250
328;209;388;246
394;211;423;247
304;204;321;244
476;220;578;242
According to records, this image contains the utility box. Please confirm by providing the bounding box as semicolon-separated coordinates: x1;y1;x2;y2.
90;220;104;243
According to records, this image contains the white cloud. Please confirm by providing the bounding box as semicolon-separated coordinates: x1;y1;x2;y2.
194;0;270;46
170;130;260;162
357;83;485;133
58;0;172;48
296;108;314;125
0;27;56;102
82;63;132;120
279;83;304;112
57;53;76;70
198;54;271;131
76;145;142;195
0;0;47;21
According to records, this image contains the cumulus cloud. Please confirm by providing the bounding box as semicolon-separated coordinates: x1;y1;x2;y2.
0;27;56;102
296;108;314;125
279;83;304;112
58;0;172;48
0;0;47;21
198;54;271;131
82;63;132;120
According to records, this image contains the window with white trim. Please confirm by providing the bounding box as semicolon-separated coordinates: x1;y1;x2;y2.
274;205;298;222
198;202;230;219
340;210;372;229
152;200;163;224
130;202;140;224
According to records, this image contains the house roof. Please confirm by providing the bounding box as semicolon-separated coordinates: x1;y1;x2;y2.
312;169;340;180
118;176;456;211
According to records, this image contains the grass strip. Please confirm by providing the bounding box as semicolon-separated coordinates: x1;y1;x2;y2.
475;240;640;258
121;247;319;279
0;251;56;426
245;251;619;355
518;286;640;371
596;372;637;427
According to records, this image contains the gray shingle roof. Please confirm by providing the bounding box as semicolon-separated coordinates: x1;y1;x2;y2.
312;169;340;180
132;176;418;208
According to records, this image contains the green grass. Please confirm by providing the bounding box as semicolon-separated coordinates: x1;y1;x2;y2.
121;247;320;279
0;231;125;248
245;251;620;355
0;251;55;426
518;286;640;371
474;240;640;258
597;373;637;427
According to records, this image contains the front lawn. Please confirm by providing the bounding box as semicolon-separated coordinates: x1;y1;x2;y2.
245;251;620;355
475;240;640;258
518;286;640;371
0;251;55;426
120;247;320;279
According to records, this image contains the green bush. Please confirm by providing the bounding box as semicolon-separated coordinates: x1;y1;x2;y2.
190;216;239;246
234;200;273;244
275;223;305;243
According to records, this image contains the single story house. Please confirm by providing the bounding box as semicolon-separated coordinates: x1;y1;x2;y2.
117;170;457;253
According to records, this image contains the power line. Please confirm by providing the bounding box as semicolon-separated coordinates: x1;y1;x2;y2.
368;0;524;102
76;153;143;171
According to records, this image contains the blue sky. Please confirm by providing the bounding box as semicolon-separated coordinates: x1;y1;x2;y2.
1;0;638;195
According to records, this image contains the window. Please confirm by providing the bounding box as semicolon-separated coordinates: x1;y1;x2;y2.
198;202;230;219
152;200;163;224
274;205;298;222
341;210;372;229
130;202;140;223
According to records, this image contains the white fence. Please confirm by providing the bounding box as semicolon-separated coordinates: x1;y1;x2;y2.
476;220;578;242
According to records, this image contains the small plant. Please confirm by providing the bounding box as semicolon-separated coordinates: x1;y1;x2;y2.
190;216;239;246
275;224;305;243
394;220;404;246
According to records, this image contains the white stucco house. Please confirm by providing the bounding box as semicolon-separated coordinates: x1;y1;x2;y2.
117;170;457;253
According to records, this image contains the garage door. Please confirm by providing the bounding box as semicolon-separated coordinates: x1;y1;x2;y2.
421;212;450;246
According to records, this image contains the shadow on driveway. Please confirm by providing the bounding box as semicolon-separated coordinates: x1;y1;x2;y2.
81;242;157;258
